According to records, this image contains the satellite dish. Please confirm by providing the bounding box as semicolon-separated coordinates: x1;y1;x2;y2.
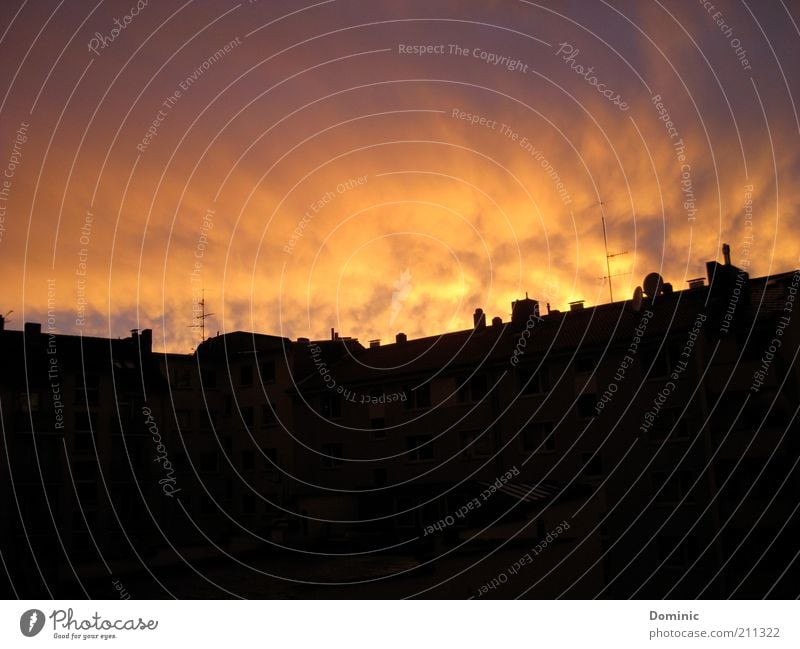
630;286;643;312
642;272;664;298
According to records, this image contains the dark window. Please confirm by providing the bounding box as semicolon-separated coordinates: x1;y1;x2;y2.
649;408;691;441
241;406;254;428
641;344;671;379
320;394;341;418
457;374;489;403
261;402;277;427
200;368;217;389
521;421;555;452
322;443;343;468
576;394;597;419
460;430;493;458
74;432;94;452
74;411;97;431
518;364;549;394
72;461;97;482
405;383;431;409
395;497;416;528
176;409;191;430
200;409;217;432
656;534;699;568
263;448;278;469
374;468;387;486
224;395;232;417
75;374;100;405
242;494;256;514
370;418;386;438
582;452;603;477
241;450;255;471
653;470;694;505
259;360;276;383
199;453;218;473
201;496;216;515
406;435;434;462
173;367;191;388
574;355;597;374
240;364;253;386
76;481;97;505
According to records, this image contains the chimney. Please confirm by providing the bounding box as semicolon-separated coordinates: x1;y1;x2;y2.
473;308;486;329
687;277;705;289
24;322;41;337
140;328;153;354
369;339;380;348
0;315;4;331
395;332;407;344
569;300;585;312
722;243;731;266
491;316;502;327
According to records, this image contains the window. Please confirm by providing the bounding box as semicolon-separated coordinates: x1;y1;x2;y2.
241;406;254;429
175;409;191;430
656;534;699;569
374;468;387;486
460;430;493;458
224;395;232;417
576;393;597;419
574;355;597;374
200;368;217;389
320;394;341;418
518;364;549;394
457;374;488;403
173;367;191;388
201;495;216;515
259;360;276;383
261;402;277;427
406;435;434;462
199;409;217;432
74;432;94;452
240;364;253;386
395;497;416;528
75;374;100;405
242;494;256;514
241;450;255;471
263;448;278;470
72;461;97;482
74;411;97;431
322;443;344;468
640;344;671;380
649;408;691;442
18;392;41;413
199;452;218;473
653;470;694;505
582;452;603;477
370;418;386;438
405;383;431;410
521;422;555;452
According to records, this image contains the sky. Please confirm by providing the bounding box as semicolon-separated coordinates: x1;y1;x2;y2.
0;0;798;352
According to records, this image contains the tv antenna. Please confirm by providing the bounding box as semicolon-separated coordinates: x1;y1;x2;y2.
188;289;214;347
594;199;629;303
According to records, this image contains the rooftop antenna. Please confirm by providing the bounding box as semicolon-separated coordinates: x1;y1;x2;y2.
188;289;214;347
594;199;629;303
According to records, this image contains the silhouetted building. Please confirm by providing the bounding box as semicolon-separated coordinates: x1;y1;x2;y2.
2;249;798;598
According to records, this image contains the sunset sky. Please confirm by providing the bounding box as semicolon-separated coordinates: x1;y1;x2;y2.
1;0;798;352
